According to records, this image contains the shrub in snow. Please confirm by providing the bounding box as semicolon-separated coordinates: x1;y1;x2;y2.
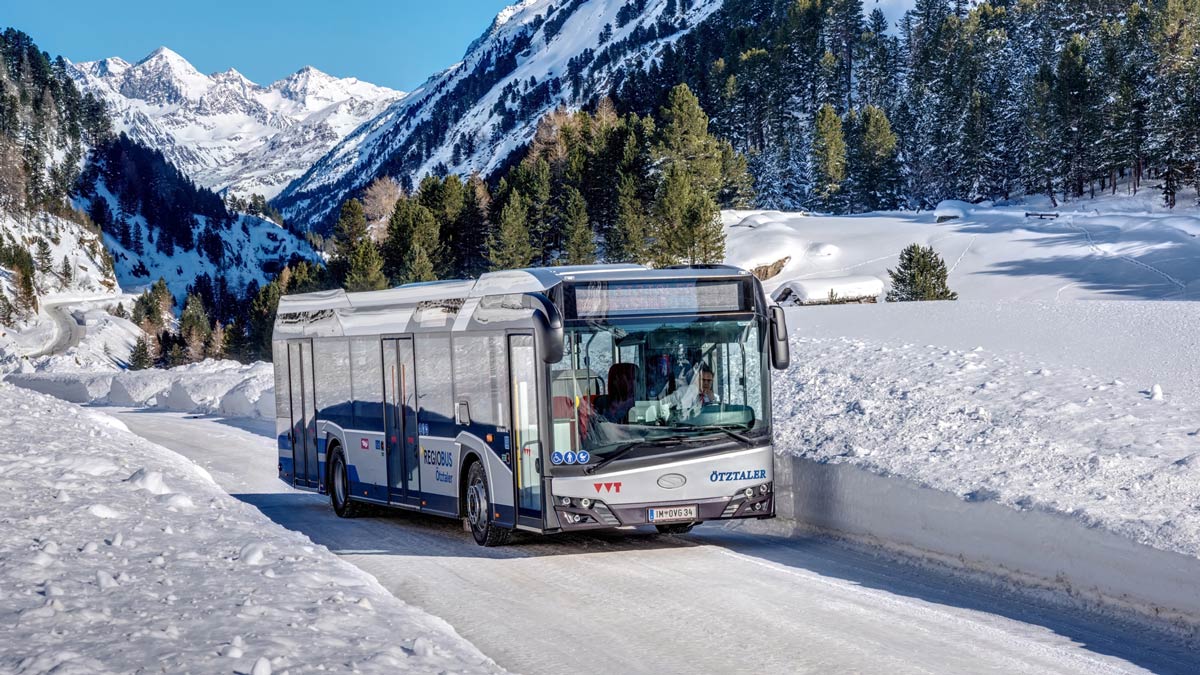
886;244;958;302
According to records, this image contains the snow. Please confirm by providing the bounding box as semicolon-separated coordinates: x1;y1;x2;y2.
720;202;1200;563
774;276;883;304
82;180;319;303
0;382;501;673
68;50;405;199
722;201;1200;301
8;359;276;419
0;209;141;373
772;300;1200;561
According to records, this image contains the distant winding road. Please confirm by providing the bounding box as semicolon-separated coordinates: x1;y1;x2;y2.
27;301;86;359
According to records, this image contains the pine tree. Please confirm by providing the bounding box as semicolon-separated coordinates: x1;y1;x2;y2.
886;244;958;302
651;161;726;267
330;199;370;285
490;193;536;270
58;255;72;286
179;294;212;362
656;84;723;198
129;336;154;370
847;105;900;211
34;239;52;274
560;186;595;265
167;344;188;368
451;173;492;278
1054;34;1097;199
0;293;14;325
401;241;437;284
344;239;388;292
610;173;649;264
811;104;847;211
14;263;37;316
383;198;441;282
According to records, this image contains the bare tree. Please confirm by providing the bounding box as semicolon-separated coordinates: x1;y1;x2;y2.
362;176;402;241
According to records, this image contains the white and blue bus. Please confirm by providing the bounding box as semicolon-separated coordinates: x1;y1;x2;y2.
272;264;790;546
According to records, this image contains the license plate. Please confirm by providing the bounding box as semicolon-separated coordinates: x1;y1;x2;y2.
648;505;697;523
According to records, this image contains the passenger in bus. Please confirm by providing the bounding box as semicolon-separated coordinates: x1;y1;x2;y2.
600;363;638;423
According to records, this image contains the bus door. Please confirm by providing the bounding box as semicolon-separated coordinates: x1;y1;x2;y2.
287;340;319;489
383;337;420;507
509;334;544;527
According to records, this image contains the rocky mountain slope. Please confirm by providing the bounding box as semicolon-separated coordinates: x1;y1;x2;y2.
68;47;405;200
275;0;723;230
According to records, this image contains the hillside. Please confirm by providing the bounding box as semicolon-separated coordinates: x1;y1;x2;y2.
69;47;405;200
275;0;723;230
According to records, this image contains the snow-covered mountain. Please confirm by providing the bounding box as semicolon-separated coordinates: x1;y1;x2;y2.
276;0;723;229
68;47;406;200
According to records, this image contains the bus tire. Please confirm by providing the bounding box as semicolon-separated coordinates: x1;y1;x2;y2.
465;460;511;547
655;523;695;535
329;447;365;518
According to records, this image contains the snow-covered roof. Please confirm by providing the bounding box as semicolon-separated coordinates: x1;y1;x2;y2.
773;276;884;304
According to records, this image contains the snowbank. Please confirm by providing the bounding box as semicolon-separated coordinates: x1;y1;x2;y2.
772;333;1200;560
0;381;500;673
7;359;275;419
773;276;882;305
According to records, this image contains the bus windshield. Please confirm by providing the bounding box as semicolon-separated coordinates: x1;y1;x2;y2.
550;315;769;460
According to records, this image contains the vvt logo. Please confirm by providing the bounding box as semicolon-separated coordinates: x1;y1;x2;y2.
593;482;622;493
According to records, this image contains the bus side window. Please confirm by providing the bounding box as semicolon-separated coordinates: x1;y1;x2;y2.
350;337;384;432
314;338;353;428
272;340;289;421
453;335;505;429
415;334;453;432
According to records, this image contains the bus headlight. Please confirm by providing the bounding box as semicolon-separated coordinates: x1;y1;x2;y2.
743;487;755;499
759;484;769;495
580;497;593;509
561;496;571;506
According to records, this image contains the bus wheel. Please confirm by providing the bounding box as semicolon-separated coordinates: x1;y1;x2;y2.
466;461;511;547
655;523;695;535
329;448;364;518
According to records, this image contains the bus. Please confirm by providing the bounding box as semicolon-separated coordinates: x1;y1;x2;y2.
272;264;790;546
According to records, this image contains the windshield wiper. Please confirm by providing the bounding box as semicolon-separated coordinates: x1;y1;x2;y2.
675;424;754;445
585;437;684;475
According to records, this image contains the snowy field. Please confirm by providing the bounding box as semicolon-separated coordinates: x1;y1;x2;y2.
724;197;1200;302
0;381;500;674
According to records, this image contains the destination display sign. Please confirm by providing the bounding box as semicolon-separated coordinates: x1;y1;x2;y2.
571;280;746;318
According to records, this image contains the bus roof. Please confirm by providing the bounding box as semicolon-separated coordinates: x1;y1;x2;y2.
276;264;753;316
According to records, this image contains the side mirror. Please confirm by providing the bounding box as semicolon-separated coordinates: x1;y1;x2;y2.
530;293;565;364
769;305;790;370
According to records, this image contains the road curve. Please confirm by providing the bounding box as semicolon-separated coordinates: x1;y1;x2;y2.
110;409;1198;675
27;301;86;358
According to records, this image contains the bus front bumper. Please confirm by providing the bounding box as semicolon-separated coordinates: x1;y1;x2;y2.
553;483;774;530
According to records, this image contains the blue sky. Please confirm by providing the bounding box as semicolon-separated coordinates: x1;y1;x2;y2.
4;0;514;90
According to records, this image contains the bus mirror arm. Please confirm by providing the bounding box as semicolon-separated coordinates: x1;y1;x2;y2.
769;305;790;370
529;292;565;364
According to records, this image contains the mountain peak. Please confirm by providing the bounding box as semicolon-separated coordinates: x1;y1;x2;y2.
139;46;188;65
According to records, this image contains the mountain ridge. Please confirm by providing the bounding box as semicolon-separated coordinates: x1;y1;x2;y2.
68;47;406;200
274;0;723;230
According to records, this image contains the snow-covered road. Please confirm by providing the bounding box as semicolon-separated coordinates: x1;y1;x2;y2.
110;409;1198;675
26;302;86;359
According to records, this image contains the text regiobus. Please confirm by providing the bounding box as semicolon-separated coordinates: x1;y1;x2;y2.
272;264;790;546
